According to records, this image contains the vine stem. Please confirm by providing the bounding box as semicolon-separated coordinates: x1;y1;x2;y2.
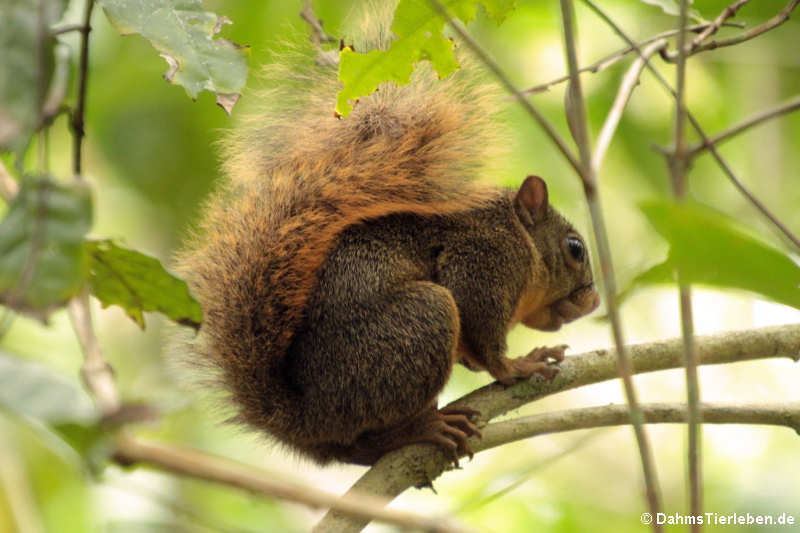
670;0;702;528
71;0;95;177
560;0;662;528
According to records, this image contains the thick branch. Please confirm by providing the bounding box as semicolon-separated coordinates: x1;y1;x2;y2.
113;435;475;533
316;324;800;532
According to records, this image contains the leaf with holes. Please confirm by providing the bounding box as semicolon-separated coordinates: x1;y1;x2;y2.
336;0;516;117
0;176;92;320
86;239;202;329
98;0;249;114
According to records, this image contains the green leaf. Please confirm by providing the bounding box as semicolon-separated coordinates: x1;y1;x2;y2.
481;0;517;24
50;421;114;473
336;0;516;117
629;200;800;309
0;175;92;319
86;239;202;329
97;0;249;114
0;0;68;154
638;0;706;23
0;352;96;424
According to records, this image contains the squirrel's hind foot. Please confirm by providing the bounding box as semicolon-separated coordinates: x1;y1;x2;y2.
416;407;483;467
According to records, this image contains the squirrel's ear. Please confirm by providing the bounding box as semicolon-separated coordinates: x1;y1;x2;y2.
516;175;549;221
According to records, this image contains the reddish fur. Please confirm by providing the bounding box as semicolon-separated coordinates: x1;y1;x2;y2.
175;22;506;453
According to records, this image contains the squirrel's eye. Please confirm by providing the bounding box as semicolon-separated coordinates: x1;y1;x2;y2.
566;236;584;263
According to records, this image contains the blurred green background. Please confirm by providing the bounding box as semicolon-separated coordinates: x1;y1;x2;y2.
1;0;799;531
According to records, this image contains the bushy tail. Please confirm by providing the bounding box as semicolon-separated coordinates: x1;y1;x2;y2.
177;8;506;452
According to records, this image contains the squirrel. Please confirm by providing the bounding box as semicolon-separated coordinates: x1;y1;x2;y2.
177;9;600;466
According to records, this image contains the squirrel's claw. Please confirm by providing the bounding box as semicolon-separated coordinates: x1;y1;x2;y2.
417;407;483;466
492;345;568;385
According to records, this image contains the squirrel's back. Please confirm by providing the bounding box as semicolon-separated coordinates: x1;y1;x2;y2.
176;9;506;453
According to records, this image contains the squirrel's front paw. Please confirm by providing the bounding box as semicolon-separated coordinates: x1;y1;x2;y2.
493;345;568;385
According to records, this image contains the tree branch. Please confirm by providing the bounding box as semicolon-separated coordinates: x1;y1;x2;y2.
686;95;800;160
687;0;750;50
521;22;743;96
315;324;800;533
661;0;800;63
300;0;337;45
560;0;663;525
592;39;667;173
480;402;800;451
668;1;703;527
67;290;120;416
580;0;800;252
112;435;476;533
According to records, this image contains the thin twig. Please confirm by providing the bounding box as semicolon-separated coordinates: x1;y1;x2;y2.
316;323;800;533
689;0;750;50
300;0;337;45
686;95;800;159
669;1;703;527
580;0;800;252
426;0;585;180
71;0;95;177
67;290;120;415
659;0;751;63
113;435;476;533
661;0;800;62
592;39;667;173
521;22;743;96
50;23;85;36
560;0;663;526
